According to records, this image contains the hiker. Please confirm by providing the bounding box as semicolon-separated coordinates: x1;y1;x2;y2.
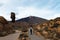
30;27;33;35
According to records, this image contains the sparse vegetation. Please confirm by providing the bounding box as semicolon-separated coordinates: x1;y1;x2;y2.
34;17;60;40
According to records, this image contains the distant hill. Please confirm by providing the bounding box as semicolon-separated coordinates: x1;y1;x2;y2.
16;16;48;24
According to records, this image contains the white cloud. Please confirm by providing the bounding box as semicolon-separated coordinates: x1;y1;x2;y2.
1;6;59;21
0;0;60;21
16;6;56;20
0;0;10;4
0;6;12;21
53;13;60;18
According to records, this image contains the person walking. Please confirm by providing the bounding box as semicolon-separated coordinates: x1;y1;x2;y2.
28;25;33;35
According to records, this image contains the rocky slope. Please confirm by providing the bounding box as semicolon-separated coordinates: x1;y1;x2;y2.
35;17;60;40
0;16;15;37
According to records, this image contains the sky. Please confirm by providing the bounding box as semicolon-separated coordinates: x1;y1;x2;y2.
0;0;60;21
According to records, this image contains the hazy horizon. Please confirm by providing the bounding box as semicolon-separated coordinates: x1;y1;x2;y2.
0;0;60;21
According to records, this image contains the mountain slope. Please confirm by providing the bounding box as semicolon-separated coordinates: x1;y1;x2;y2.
16;16;48;24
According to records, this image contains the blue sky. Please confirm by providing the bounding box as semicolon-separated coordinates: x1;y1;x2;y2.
0;0;60;20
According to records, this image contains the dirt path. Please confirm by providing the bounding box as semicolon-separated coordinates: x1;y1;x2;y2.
29;33;46;40
0;31;20;40
28;30;45;40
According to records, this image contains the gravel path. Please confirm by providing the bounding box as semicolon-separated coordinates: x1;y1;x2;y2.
0;30;47;40
29;30;45;40
29;33;46;40
0;31;20;40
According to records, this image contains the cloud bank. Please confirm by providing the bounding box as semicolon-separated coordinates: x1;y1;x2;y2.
0;0;60;20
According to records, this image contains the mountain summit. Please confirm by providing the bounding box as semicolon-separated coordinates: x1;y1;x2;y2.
16;16;48;24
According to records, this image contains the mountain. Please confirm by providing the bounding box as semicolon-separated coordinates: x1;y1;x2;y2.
16;16;48;24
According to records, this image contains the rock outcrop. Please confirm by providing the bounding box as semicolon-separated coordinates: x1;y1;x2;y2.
0;16;8;24
0;16;15;37
35;17;60;40
10;12;15;23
